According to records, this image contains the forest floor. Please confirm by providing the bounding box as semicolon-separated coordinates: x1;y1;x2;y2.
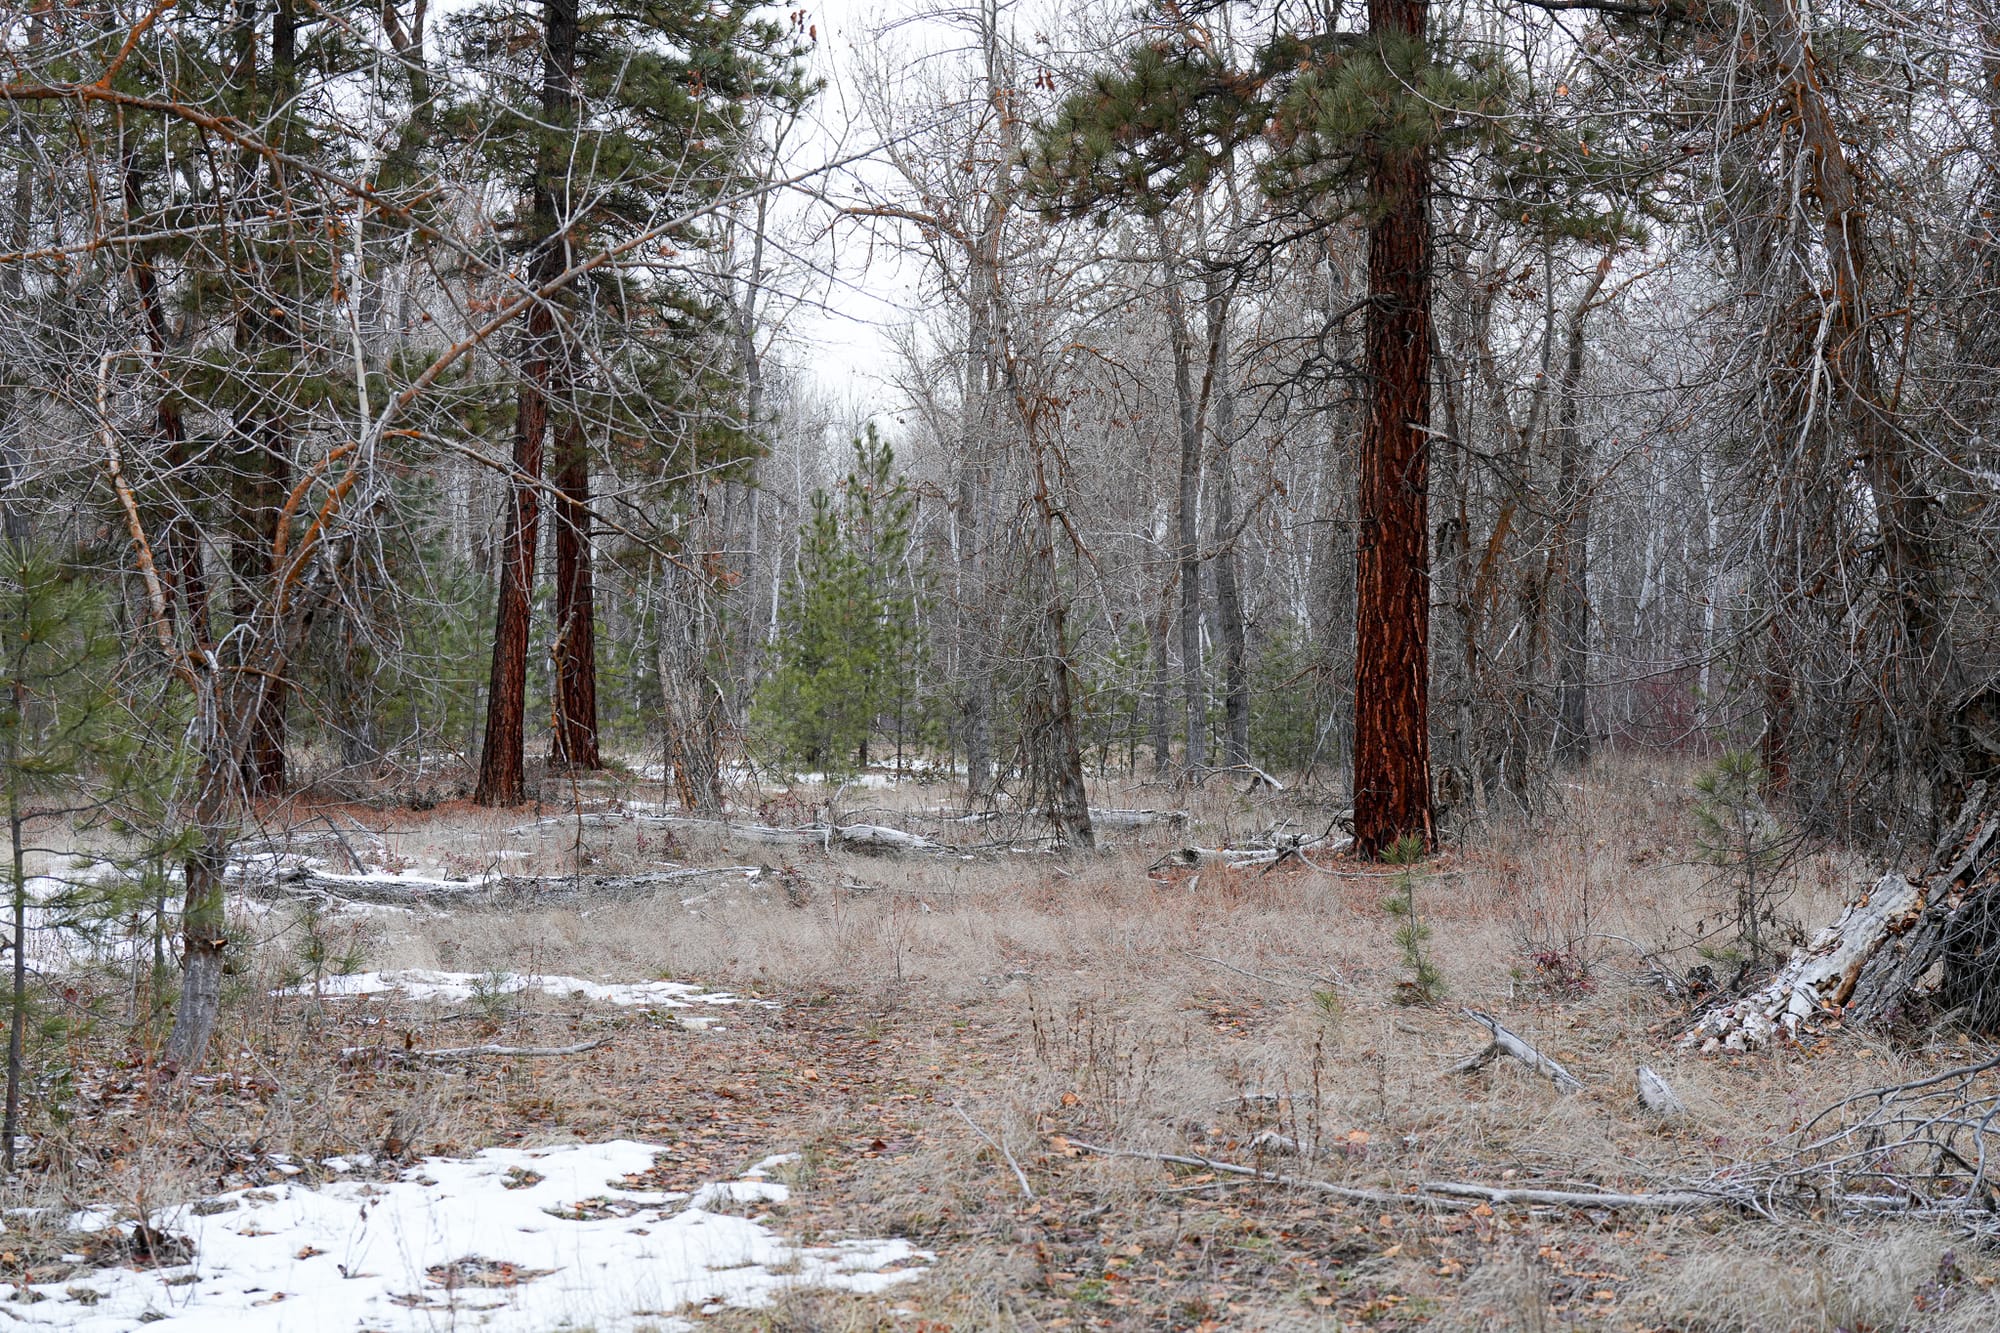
6;756;2000;1330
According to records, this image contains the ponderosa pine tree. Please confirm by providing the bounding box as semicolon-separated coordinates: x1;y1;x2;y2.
1030;11;1501;855
466;0;808;803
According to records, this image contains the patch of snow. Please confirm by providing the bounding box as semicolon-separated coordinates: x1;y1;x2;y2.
14;1140;928;1331
273;969;758;1009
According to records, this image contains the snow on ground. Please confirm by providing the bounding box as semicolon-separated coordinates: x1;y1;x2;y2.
274;968;759;1009
15;1141;927;1331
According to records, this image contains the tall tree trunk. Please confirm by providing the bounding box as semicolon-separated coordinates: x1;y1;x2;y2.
1205;271;1250;767
0;17;35;549
1755;0;1950;810
551;410;600;769
1149;597;1173;774
123;153;210;644
1553;252;1613;768
474;0;578;806
164;776;231;1071
959;246;1000;802
1350;0;1436;858
224;0;293;800
5;704;24;1172
1155;218;1208;773
658;553;724;813
1023;432;1094;850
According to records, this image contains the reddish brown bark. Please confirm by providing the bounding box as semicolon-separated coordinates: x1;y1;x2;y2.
1351;0;1436;859
474;300;552;807
473;0;577;807
551;411;601;769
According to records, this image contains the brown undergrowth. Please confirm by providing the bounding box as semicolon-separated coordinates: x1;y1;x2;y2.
10;757;2000;1330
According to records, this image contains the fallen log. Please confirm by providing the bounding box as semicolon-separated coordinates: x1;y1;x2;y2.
1453;1009;1585;1092
263;865;764;906
831;822;945;853
1150;835;1347;873
1680;781;2000;1050
1089;808;1188;831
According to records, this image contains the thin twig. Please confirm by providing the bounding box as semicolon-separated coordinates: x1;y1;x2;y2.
953;1102;1034;1200
1064;1141;1735;1212
341;1037;610;1064
1180;950;1305;991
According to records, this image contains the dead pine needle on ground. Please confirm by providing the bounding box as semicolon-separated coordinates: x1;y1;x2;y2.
8;755;2000;1330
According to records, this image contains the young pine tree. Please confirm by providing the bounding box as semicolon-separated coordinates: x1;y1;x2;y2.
1692;751;1789;969
0;549;135;1170
755;428;924;776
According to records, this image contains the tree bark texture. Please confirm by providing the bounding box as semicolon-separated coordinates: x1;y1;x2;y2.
1156;219;1208;772
1552;252;1612;768
473;0;577;806
1206;273;1251;767
1350;0;1436;858
551;411;601;769
657;538;724;814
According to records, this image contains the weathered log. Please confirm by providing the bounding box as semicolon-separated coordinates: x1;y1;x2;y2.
1089;808;1189;831
1453;1009;1585;1092
1680;782;2000;1048
831;823;945;853
1680;871;1925;1050
1065;1141;1730;1212
1150;835;1348;873
1636;1066;1688;1118
263;865;763;906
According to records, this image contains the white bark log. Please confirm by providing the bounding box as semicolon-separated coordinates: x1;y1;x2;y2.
1089;808;1189;830
832;823;945;853
1636;1066;1688;1118
1454;1009;1586;1092
1679;872;1922;1051
267;865;764;906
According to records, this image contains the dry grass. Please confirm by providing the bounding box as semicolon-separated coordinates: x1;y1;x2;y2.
8;755;1997;1329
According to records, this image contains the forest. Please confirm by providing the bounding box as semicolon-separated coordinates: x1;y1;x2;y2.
2;0;2000;1325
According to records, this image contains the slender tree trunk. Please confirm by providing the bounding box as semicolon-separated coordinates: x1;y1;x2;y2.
957;466;993;798
1205;272;1250;767
1553;252;1612;768
5;749;23;1171
224;0;293;800
0;22;34;550
474;0;578;806
960;270;998;801
551;410;601;769
123;153;210;644
1350;0;1436;858
164;766;231;1071
1149;598;1173;774
657;555;724;813
1023;434;1094;849
1155;218;1208;773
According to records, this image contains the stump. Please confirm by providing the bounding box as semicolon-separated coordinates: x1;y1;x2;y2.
1683;781;2000;1048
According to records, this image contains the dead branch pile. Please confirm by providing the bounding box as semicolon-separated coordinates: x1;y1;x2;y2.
1735;1052;2000;1230
1074;1051;2000;1235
